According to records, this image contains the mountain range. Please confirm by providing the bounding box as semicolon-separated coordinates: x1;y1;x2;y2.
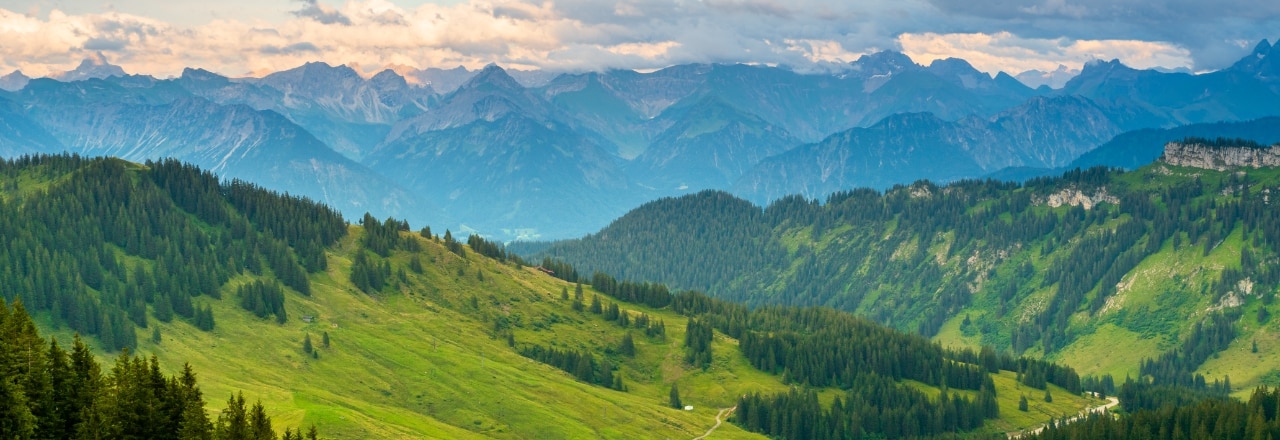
1;40;1278;239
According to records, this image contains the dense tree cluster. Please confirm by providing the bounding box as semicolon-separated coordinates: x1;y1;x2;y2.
349;250;392;294
1027;384;1280;440
236;280;288;324
682;317;713;369
0;155;344;351
0;299;314;439
1139;311;1238;390
516;344;624;391
358;214;415;257
735;372;999;440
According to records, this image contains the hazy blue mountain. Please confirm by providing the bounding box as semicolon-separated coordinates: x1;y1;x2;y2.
183;62;437;161
540;71;661;159
0;94;62;156
50;53;127;82
4;44;1280;240
631;96;798;192
0;70;29;91
1069;116;1280;170
4;77;444;226
734;95;1118;203
1059;40;1280;130
366;65;640;240
1014;64;1080;89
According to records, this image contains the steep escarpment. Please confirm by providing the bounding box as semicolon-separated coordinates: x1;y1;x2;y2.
1161;138;1280;170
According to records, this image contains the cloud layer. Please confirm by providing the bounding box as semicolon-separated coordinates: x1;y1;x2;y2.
0;0;1273;79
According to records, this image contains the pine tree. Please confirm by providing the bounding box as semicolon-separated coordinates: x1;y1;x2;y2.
322;332;330;348
303;334;313;354
248;400;273;440
214;393;249;440
589;295;602;314
1043;388;1053;403
560;287;568;301
1018;394;1029;412
669;383;683;409
619;332;636;357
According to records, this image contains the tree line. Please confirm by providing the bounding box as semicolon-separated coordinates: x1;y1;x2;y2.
0;299;317;439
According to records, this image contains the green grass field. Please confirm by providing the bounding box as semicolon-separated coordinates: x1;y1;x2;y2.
28;226;1103;439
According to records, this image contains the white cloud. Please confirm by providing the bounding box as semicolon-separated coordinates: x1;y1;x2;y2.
899;32;1195;75
0;0;1262;79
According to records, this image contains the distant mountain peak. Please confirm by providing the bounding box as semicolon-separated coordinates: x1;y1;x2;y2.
1014;64;1080;89
53;52;127;82
179;67;226;82
460;64;523;91
850;50;920;75
0;69;30;91
1253;39;1273;56
1229;38;1278;76
1077;58;1132;78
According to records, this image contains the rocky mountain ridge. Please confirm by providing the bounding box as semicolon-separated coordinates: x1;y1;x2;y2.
1162;140;1280;170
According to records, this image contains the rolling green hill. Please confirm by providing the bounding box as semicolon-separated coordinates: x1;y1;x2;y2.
535;140;1280;394
0;154;1101;439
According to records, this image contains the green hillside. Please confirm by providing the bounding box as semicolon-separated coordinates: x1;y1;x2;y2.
0;155;1102;438
535;142;1280;394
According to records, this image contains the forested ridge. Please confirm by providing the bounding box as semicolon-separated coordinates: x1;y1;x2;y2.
534;150;1280;384
0;155;344;351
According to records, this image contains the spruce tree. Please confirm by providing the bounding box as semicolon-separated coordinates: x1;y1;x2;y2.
669;383;682;409
303;334;314;354
1018;394;1029;412
322;332;330;348
1044;388;1053;403
589;295;602;314
619;332;635;357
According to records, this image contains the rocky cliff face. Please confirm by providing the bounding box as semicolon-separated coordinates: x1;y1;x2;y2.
1161;141;1280;170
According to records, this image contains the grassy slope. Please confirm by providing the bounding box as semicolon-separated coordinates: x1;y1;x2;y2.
935;163;1280;394
27;225;1106;439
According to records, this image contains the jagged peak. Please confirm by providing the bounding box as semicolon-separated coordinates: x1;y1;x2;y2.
369;68;411;90
179;67;226;81
927;57;978;72
850;50;920;74
1077;58;1131;77
54;52;127;81
1253;39;1273;55
460;64;523;91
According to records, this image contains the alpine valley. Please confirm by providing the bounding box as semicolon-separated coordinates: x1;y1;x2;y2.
5;34;1280;440
3;40;1280;240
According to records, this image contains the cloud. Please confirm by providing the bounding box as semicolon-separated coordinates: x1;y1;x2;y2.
260;42;321;55
82;37;127;51
899;32;1195;74
924;0;1280;69
0;0;1270;79
292;0;352;26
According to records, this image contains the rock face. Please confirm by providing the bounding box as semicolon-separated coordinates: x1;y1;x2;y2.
1161;142;1280;170
1043;188;1119;210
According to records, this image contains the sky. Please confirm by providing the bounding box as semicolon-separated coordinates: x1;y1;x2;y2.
0;0;1276;79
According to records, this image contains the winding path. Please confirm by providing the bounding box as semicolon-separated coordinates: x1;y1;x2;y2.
1009;396;1120;438
692;406;737;440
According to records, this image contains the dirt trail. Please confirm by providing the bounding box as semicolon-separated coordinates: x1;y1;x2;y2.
1009;396;1119;438
692;406;736;440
